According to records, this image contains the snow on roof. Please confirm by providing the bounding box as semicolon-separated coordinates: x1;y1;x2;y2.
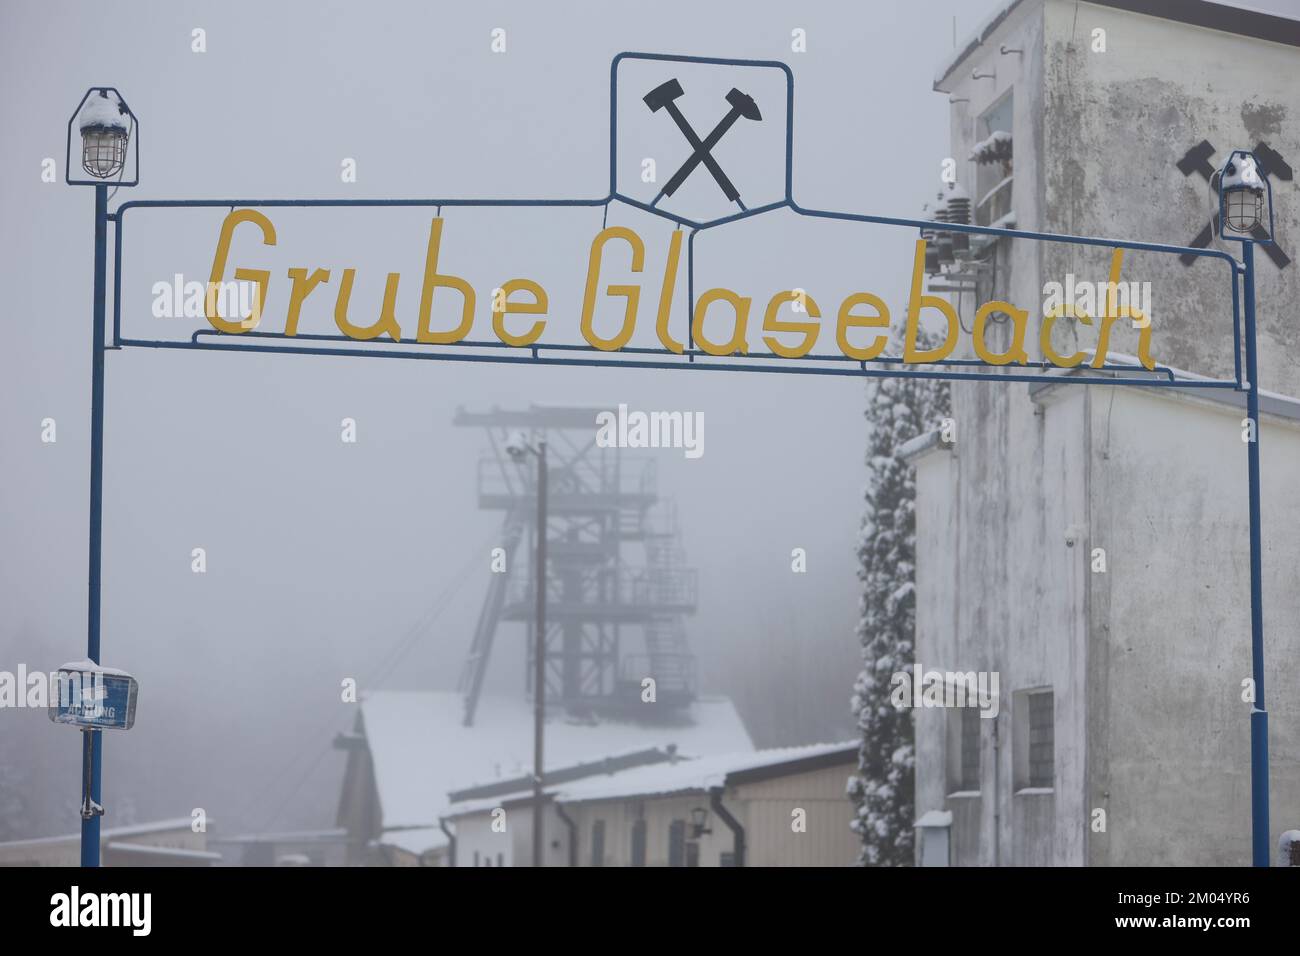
0;816;202;849
104;842;222;861
548;741;857;805
361;690;753;830
57;658;134;678
1026;351;1300;422
914;810;954;828
376;826;448;856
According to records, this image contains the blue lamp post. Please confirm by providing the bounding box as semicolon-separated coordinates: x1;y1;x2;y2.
66;87;139;867
1217;149;1275;867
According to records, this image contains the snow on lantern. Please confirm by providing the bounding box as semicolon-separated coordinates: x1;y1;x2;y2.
76;89;131;180
1218;150;1268;236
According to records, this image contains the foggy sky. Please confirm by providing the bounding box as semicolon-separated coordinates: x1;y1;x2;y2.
0;0;1021;840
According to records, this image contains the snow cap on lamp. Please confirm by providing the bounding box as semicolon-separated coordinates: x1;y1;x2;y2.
77;89;130;179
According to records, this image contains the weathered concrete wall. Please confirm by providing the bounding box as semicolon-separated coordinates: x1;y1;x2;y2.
917;0;1300;865
912;382;1090;867
1082;385;1300;866
1042;0;1300;394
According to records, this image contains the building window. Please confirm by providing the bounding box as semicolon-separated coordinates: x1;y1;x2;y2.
591;820;605;867
1014;687;1055;791
972;90;1013;227
473;850;480;867
946;704;982;793
1028;691;1054;787
685;841;700;868
668;819;686;867
497;852;504;867
631;819;647;867
719;851;735;867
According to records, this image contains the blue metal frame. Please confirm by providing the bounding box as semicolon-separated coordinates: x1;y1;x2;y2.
73;54;1274;866
109;193;1243;389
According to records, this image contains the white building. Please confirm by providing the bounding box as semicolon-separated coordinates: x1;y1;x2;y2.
334;690;753;865
444;742;859;867
909;0;1300;865
0;817;219;867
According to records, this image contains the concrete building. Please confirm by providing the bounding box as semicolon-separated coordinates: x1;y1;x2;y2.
908;0;1300;866
443;742;859;867
0;817;219;867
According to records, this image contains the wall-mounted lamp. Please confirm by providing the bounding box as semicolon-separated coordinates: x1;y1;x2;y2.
690;806;712;838
1217;149;1271;239
999;44;1023;55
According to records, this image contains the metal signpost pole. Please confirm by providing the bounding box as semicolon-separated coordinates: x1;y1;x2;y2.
532;441;547;867
1242;241;1270;867
81;181;109;868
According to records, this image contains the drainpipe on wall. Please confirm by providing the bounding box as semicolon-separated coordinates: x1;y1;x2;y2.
992;709;1001;867
709;787;745;867
438;817;456;868
554;801;577;867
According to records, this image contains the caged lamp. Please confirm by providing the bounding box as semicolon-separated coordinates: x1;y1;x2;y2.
79;91;129;178
66;88;139;187
1217;149;1269;237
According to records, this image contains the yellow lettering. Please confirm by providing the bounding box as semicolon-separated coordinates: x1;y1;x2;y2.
692;288;751;356
580;227;644;351
903;240;959;362
334;271;404;341
761;290;820;358
836;292;890;361
655;230;685;354
284;268;330;337
492;279;548;347
972;301;1030;365
416;218;476;345
206;209;276;334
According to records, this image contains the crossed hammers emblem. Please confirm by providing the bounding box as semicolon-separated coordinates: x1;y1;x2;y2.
1176;139;1292;269
643;78;762;210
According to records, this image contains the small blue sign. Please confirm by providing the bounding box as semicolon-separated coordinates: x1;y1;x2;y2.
48;665;138;731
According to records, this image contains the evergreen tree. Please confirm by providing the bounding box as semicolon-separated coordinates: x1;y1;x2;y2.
848;365;950;866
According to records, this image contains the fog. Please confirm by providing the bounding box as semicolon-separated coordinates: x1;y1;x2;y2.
0;0;994;842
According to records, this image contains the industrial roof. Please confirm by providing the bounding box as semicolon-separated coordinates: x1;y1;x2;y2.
361;690;754;834
442;741;858;817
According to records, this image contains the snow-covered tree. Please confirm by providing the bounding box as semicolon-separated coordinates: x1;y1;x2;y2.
848;358;950;866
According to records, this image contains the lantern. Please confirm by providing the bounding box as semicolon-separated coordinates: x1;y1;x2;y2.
1217;150;1268;237
78;90;130;179
66;88;138;188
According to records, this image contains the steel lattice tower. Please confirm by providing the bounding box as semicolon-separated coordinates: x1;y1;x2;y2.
453;405;698;726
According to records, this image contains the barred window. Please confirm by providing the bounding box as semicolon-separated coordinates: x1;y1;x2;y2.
1028;691;1054;788
631;819;646;867
591;819;606;867
668;819;686;867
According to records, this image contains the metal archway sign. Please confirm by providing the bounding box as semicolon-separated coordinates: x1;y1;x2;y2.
71;52;1275;866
